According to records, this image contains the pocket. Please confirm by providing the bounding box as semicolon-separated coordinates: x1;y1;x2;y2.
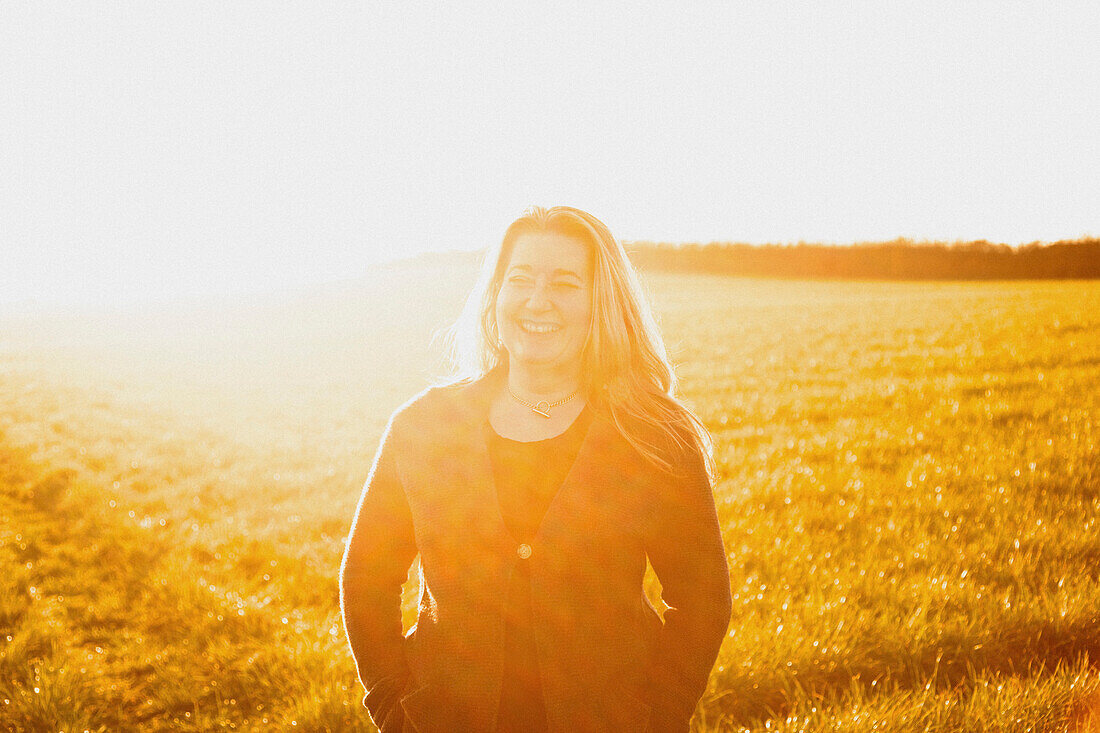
399;683;444;733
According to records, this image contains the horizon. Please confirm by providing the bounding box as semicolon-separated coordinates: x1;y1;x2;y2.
4;234;1095;316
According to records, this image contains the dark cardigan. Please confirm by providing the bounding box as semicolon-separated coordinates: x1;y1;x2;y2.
340;368;733;733
490;405;593;732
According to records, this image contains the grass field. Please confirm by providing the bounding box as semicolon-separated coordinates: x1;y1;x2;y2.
2;264;1099;731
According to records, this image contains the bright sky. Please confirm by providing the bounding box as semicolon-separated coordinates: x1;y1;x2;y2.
2;2;1097;307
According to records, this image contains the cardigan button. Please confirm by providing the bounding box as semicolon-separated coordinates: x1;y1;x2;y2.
517;543;532;560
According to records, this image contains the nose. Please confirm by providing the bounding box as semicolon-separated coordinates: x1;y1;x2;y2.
525;278;553;311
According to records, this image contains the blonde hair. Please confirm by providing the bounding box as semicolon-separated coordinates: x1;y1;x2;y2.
447;206;713;478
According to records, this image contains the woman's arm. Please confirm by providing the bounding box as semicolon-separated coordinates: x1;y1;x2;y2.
643;446;733;733
340;416;418;731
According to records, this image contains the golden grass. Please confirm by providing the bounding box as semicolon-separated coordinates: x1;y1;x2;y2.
1;267;1098;731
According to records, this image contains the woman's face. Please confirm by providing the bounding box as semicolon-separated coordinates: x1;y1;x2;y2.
495;231;593;376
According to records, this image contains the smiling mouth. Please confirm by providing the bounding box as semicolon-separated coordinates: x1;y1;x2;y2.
520;320;561;334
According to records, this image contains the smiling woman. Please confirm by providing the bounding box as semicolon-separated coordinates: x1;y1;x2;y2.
340;206;732;732
492;230;592;437
496;231;591;380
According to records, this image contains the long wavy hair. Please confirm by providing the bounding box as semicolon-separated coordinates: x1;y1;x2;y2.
446;205;713;478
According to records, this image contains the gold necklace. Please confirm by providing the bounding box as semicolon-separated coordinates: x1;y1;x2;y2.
507;386;579;419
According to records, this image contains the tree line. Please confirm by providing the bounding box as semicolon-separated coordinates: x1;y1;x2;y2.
625;237;1100;280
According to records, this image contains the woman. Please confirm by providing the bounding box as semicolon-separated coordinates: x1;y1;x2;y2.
340;206;732;733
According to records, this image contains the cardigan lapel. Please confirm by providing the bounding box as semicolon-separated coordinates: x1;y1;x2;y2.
451;367;515;559
529;410;626;548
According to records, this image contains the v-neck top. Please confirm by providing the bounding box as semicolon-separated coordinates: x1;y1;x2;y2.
485;405;593;733
486;405;593;543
